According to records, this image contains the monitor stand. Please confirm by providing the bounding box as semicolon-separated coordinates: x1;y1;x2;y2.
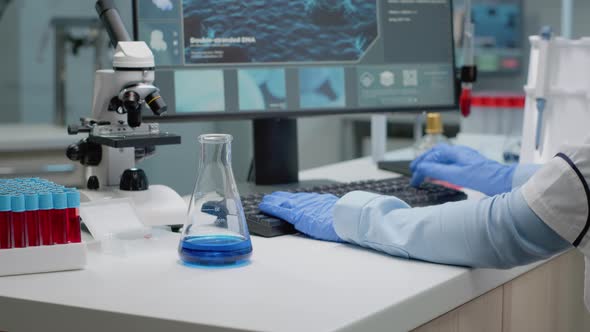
242;118;337;195
253;118;299;185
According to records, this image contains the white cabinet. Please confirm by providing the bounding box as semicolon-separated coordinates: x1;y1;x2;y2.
414;250;590;332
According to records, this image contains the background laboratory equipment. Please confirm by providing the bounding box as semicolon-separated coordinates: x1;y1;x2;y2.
179;134;252;265
414;113;451;157
454;0;523;75
521;34;590;164
460;94;525;136
66;0;186;227
459;93;525;162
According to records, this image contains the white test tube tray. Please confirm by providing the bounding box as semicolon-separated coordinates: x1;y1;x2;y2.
0;243;87;277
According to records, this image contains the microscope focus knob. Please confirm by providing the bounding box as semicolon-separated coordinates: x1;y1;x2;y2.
87;176;100;190
66;139;102;166
119;168;149;191
66;143;82;161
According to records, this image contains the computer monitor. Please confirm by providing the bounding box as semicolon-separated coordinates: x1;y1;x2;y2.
132;0;458;185
454;0;523;74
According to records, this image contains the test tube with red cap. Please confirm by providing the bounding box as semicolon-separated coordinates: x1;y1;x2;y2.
0;194;11;249
11;195;26;248
51;192;68;245
24;193;40;247
38;192;53;246
66;190;81;243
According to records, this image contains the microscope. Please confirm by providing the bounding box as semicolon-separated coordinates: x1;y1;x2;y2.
66;0;186;226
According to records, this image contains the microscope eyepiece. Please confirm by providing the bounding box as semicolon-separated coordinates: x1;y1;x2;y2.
146;92;167;115
95;0;131;47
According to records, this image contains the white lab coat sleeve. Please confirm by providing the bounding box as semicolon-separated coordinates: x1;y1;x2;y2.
586;257;590;309
521;139;590;310
333;189;570;268
512;164;542;188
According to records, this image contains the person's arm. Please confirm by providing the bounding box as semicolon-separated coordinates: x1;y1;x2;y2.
512;164;541;188
410;144;541;196
333;188;570;268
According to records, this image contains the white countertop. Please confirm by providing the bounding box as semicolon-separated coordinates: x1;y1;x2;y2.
0;149;548;332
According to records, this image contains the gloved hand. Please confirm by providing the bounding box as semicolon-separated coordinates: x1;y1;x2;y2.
259;192;343;242
410;144;516;196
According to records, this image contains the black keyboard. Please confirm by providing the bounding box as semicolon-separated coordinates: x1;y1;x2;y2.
241;177;467;238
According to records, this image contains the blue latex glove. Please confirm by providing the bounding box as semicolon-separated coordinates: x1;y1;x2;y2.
259;192;342;242
410;144;516;196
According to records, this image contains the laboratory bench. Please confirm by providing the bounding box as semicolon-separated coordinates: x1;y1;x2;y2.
0;124;84;187
1;152;590;332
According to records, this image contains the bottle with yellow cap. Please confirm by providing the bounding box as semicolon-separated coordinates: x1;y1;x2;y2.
413;113;451;157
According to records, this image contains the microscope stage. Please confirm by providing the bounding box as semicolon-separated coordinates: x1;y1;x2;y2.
88;133;181;148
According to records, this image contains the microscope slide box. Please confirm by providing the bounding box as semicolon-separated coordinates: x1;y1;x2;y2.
0;243;87;277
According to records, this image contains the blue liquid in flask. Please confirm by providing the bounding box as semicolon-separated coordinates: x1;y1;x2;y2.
179;235;253;265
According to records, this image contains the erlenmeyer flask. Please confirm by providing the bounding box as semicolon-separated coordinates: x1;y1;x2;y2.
179;134;252;265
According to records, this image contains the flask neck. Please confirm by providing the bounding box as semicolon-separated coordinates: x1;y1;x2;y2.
194;134;236;195
200;141;231;166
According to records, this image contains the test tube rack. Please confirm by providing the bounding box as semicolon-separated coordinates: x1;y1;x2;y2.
0;178;86;277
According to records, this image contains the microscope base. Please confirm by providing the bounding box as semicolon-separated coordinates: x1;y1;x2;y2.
80;185;187;226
